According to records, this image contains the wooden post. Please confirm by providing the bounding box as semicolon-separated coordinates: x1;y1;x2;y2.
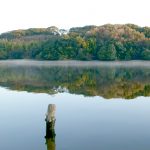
45;104;56;150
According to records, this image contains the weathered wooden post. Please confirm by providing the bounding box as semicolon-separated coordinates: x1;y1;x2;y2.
45;104;56;150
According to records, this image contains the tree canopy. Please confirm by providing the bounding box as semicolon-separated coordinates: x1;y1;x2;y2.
0;24;150;60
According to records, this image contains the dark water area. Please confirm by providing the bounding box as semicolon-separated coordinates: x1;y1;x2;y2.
0;63;150;150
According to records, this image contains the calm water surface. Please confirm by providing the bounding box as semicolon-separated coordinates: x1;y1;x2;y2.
0;63;150;150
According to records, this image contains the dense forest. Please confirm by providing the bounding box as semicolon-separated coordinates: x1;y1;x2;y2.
0;24;150;60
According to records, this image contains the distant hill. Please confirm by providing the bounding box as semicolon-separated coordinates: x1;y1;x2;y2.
0;24;150;60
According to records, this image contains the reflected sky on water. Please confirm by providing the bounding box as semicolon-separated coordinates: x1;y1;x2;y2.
0;87;150;150
0;64;150;150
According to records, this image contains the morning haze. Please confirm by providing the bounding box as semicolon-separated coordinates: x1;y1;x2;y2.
0;0;150;150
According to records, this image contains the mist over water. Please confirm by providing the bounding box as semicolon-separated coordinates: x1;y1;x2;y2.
0;61;150;150
0;61;149;99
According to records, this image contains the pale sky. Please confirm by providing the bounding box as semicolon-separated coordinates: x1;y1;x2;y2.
0;0;149;33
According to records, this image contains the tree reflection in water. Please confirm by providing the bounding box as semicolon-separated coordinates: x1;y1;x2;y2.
0;65;149;99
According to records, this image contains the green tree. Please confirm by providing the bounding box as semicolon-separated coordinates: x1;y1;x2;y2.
97;44;117;60
141;49;150;60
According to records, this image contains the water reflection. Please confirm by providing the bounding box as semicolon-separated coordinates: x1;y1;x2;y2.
45;104;56;150
0;65;149;99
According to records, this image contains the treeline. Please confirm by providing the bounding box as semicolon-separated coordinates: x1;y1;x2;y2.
0;24;150;60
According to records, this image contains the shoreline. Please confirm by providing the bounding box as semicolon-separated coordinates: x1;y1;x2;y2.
0;59;150;67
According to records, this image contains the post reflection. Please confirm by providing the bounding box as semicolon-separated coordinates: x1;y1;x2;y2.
45;104;56;150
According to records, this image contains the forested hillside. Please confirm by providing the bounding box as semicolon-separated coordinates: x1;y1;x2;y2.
0;24;150;60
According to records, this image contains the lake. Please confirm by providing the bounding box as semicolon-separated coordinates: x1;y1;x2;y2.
0;60;150;150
